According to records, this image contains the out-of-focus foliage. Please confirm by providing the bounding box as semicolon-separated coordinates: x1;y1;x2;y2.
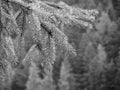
59;55;73;90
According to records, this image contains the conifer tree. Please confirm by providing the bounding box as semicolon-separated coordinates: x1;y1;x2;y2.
59;56;72;90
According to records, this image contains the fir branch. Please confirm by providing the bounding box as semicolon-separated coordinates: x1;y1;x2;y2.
10;0;99;29
0;59;14;89
22;44;37;66
1;35;18;67
26;13;42;44
41;22;76;55
31;13;42;36
1;4;21;35
49;37;56;64
9;0;29;8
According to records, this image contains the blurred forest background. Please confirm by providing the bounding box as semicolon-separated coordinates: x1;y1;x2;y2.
11;0;120;90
